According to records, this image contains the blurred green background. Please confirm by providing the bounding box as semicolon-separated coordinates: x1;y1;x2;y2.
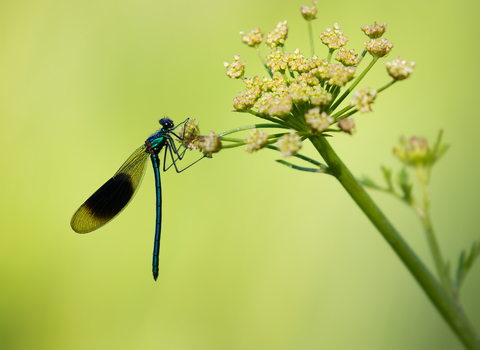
1;0;480;349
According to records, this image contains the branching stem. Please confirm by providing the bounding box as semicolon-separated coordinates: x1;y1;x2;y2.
309;134;480;350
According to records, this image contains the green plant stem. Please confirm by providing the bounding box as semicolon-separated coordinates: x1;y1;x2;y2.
265;144;329;171
275;160;328;173
309;134;480;350
218;123;290;137
307;21;315;57
256;48;273;78
357;49;368;65
327;48;334;63
331;105;354;120
328;57;378;114
220;143;245;149
416;167;454;298
334;109;357;121
420;212;454;297
376;79;396;93
255;47;266;66
246;110;291;127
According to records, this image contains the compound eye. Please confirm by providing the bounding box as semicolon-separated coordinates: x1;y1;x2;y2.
159;117;174;129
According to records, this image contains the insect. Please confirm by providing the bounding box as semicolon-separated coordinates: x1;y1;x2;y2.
71;117;200;280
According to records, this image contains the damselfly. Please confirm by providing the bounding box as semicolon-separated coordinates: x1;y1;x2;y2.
71;117;200;280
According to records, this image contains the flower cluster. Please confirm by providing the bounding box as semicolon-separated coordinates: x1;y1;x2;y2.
226;48;357;120
386;57;416;81
338;117;355;134
257;93;293;119
198;131;222;157
305;107;334;132
361;22;387;39
393;136;446;168
177;119;201;150
301;0;317;21
266;21;289;48
241;27;263;48
320;23;349;50
244;129;269;153
350;87;377;113
224;55;245;79
327;64;356;87
365;38;393;58
277;130;302;157
266;48;289;73
335;47;359;67
217;12;415;158
176;119;223;157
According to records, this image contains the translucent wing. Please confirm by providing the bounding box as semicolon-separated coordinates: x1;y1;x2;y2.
71;145;149;233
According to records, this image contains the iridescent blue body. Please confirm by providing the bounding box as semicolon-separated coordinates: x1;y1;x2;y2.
71;117;185;280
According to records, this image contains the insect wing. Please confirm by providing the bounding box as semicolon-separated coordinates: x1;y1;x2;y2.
71;145;149;233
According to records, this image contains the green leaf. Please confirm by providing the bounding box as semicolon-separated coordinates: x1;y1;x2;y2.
455;240;480;289
430;129;450;167
358;175;379;188
397;168;413;203
381;166;393;190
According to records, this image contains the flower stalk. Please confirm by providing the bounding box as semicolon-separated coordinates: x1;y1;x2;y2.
328;57;378;113
310;135;480;350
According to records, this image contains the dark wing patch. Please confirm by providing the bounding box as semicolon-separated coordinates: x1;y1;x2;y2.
71;145;149;233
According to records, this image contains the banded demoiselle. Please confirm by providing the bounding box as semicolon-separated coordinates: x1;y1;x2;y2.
71;117;199;280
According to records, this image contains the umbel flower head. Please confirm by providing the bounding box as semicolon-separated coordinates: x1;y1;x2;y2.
365;38;394;58
198;131;222;157
277;130;302;157
386;57;416;81
244;129;269;153
320;23;349;50
335;47;359;67
224;55;245;79
227;47;359;126
350;87;377;113
361;22;387;39
213;7;415;158
338;117;355;134
241;27;263;48
175;119;223;158
301;0;318;21
305;107;333;132
177;119;201;150
266;21;289;48
393;136;448;168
